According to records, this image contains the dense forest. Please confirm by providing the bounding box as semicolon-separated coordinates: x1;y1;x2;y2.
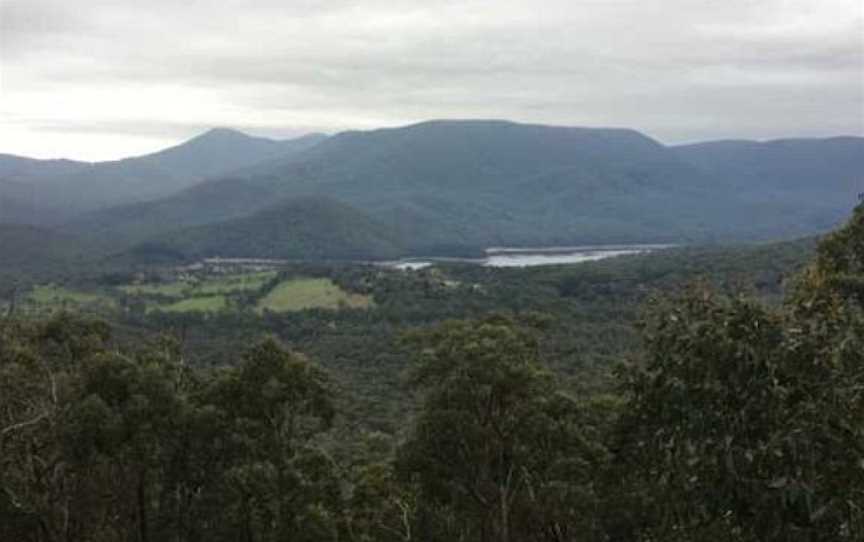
2;205;861;541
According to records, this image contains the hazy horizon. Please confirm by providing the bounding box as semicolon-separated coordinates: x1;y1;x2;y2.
4;119;864;164
2;0;862;161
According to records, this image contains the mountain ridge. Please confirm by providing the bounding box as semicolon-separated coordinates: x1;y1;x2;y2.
146;195;405;262
0;130;328;224
63;120;863;260
2;120;860;262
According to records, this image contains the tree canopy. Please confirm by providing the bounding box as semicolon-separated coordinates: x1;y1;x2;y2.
1;207;862;541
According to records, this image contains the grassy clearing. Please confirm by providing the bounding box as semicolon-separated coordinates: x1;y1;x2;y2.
157;295;227;313
120;271;277;298
120;281;190;298
28;285;117;311
196;271;277;294
257;278;372;313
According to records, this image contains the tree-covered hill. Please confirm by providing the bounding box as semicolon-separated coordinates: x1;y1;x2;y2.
65;177;281;247
0;224;81;267
0;224;96;287
0;154;89;180
0;187;45;225
149;196;405;261
0;130;327;225
134;128;325;182
674;136;864;232
67;121;863;257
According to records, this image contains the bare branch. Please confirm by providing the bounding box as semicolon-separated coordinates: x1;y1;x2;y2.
1;411;49;437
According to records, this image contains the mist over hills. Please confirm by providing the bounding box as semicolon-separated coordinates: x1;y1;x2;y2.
2;120;862;263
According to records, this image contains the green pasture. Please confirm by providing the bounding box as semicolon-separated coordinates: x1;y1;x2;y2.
27;285;117;311
120;271;276;299
257;278;372;313
157;295;228;313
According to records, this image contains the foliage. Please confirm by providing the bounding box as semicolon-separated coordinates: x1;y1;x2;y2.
3;207;862;541
397;315;608;542
0;316;344;542
612;206;864;541
153;196;405;262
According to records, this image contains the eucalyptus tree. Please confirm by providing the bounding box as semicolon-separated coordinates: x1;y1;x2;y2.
615;205;864;541
200;337;340;542
398;315;607;542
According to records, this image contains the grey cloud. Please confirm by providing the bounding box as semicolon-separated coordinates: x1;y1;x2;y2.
0;0;94;56
1;0;862;159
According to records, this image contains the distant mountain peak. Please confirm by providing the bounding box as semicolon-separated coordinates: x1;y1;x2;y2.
182;128;328;150
188;127;263;144
204;127;242;134
398;118;645;134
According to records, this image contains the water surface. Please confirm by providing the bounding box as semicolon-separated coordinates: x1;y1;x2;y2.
387;244;671;270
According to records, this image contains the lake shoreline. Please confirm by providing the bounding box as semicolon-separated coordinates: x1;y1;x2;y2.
382;244;676;270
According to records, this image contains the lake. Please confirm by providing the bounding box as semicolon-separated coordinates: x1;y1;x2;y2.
385;244;672;270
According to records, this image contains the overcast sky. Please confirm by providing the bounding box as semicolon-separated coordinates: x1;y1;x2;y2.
1;0;862;161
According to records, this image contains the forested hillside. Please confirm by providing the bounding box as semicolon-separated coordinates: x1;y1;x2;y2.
64;121;863;259
0;130;326;224
0;224;95;289
2;205;860;540
0;154;88;180
3;122;859;264
151;196;406;261
674;136;864;232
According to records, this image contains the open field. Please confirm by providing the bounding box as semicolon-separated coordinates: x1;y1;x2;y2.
26;285;117;312
120;271;277;299
18;272;370;316
158;295;228;313
195;271;277;294
120;281;190;298
256;278;372;312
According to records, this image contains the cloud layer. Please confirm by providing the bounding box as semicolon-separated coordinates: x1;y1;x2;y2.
1;0;862;160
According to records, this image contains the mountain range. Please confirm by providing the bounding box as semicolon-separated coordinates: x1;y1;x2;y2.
0;129;325;224
1;120;861;264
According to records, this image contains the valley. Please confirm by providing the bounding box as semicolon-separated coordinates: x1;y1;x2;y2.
0;119;860;541
6;243;662;317
10;269;367;317
0;120;850;431
2;120;859;286
4;0;862;537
